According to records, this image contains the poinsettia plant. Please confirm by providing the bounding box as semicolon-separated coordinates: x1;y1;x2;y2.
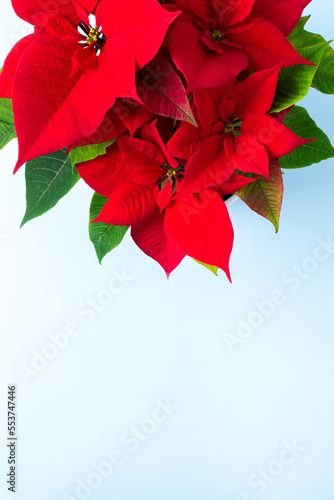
1;0;334;279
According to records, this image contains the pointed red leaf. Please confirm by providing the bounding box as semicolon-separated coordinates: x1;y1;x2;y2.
157;182;173;212
251;0;312;36
77;142;134;197
241;113;312;158
167;122;205;160
193;88;219;133
11;0;80;26
170;22;248;91
232;136;270;176
215;173;259;196
232;19;312;69
236;160;283;231
94;182;159;225
12;37;115;171
96;0;179;69
231;66;281;119
174;0;212;19
131;210;185;277
141;121;178;168
0;34;37;98
94;38;139;101
114;100;153;136
165;190;234;280
176;135;236;197
136;53;196;125
68;108;127;151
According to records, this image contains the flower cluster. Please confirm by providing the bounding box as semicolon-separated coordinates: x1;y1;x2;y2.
0;0;333;279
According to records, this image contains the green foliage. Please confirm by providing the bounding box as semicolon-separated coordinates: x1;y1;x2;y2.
193;259;218;276
312;44;334;94
271;17;330;112
280;106;334;168
236;163;283;232
0;98;16;150
89;193;129;264
21;149;80;226
69;140;115;166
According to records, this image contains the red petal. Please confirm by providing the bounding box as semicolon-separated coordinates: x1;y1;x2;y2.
177;135;235;197
241;113;312;158
71;0;99;23
0;34;36;98
173;0;212;19
136;53;196;126
97;0;179;69
167;122;205;160
157;182;173;212
218;97;236;122
193;89;219;133
12;37;115;171
223;134;236;160
94;38;139;101
251;0;311;36
43;14;84;42
215;173;259;196
231;66;281;119
117;136;164;186
131;210;185;277
94;182;159;225
141;121;178;168
170;22;248;92
165;190;234;280
77;142;134;197
232;18;312;70
70;46;97;78
118;134;165;168
218;0;256;29
233;136;269;176
114;100;153;136
11;0;79;26
68;108;127;151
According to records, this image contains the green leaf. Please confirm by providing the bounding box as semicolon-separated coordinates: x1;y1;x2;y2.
21;149;80;226
193;259;218;276
89;193;129;264
271;17;330;112
279;105;334;168
312;44;334;94
0;98;16;150
69;140;115;166
236;162;283;232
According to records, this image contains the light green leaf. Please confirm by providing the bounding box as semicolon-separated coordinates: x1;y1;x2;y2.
236;163;283;232
193;259;218;276
271;17;330;112
89;193;129;264
21;149;80;226
69;140;115;166
279;105;334;168
312;44;334;94
0;98;16;150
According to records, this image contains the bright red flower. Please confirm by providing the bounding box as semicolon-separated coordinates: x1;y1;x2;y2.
251;0;312;36
169;0;311;91
168;67;311;197
2;0;179;171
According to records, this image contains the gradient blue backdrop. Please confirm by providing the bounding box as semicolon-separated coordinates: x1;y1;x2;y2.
1;2;334;500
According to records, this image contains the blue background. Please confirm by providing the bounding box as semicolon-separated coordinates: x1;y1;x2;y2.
1;2;334;500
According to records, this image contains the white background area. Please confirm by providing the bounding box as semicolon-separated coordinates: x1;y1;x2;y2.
1;2;334;500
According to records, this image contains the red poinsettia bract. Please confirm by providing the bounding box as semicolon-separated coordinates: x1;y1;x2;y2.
0;0;179;170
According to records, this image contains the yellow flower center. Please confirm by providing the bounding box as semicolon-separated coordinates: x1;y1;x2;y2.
212;30;223;42
86;28;100;44
224;123;234;133
167;168;178;178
